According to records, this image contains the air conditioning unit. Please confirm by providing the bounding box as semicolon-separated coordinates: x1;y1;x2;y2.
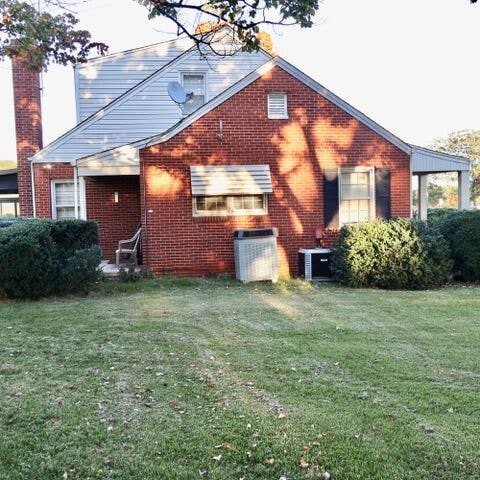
234;228;279;283
299;248;334;280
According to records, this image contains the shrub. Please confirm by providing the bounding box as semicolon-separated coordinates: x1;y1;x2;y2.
0;219;101;299
427;208;458;223
49;219;99;257
62;246;102;293
331;219;452;290
0;220;61;298
431;210;480;281
118;267;141;283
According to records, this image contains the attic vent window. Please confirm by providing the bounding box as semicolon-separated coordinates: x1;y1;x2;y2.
267;93;288;119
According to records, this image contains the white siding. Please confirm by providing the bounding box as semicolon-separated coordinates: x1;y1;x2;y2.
35;47;269;164
75;37;192;121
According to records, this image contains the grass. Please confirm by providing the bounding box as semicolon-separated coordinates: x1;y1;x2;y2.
1;278;479;479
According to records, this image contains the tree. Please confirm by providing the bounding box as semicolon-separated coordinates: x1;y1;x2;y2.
431;130;480;206
1;0;316;70
1;0;477;69
0;1;108;70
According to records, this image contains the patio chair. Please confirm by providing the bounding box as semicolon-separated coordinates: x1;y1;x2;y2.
116;227;142;269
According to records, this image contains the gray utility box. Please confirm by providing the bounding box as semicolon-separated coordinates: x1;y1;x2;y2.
299;248;334;280
234;228;279;283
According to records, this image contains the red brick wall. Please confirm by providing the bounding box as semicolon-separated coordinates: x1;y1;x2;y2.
32;164;140;260
85;176;141;259
140;66;411;277
33;163;73;218
12;58;43;217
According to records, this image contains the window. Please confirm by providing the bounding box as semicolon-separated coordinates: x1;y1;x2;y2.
193;194;267;217
339;168;374;225
181;72;206;115
52;180;82;219
0;195;19;217
268;93;288;119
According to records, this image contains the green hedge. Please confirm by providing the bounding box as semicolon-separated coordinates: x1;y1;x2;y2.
331;219;452;290
427;208;458;223
0;219;101;299
431;210;480;281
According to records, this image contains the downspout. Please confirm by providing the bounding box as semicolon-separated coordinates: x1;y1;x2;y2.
409;146;414;219
73;165;79;219
30;159;37;218
141;149;150;272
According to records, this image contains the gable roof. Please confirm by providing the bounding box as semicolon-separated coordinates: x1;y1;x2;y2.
74;56;412;174
33;29;270;164
140;56;412;153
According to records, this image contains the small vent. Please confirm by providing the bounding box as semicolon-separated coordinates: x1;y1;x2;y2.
268;93;288;119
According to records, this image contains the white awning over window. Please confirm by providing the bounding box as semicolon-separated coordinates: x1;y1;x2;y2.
190;165;273;196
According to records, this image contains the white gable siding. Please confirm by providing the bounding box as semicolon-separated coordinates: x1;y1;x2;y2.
36;48;269;163
75;37;192;121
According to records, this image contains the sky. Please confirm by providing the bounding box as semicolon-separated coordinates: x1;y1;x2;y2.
1;0;479;162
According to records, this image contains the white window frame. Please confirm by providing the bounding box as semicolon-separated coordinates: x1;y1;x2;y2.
338;167;375;226
267;92;288;119
192;194;268;217
180;71;207;116
51;179;86;220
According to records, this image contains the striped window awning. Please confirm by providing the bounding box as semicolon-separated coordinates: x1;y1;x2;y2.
190;165;273;196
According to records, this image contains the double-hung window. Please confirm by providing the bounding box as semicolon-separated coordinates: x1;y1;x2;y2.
181;72;206;115
51;180;82;219
339;168;374;225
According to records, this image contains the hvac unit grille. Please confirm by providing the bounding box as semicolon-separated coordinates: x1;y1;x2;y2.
234;229;279;283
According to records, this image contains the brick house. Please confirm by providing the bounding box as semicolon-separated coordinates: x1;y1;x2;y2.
12;29;471;277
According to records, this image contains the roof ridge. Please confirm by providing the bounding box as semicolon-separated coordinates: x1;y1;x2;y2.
81;35;191;64
81;24;235;64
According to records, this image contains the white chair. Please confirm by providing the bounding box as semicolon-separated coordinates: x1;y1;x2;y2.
116;227;142;269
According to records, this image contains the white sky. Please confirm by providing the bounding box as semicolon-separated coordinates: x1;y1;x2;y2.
1;0;479;161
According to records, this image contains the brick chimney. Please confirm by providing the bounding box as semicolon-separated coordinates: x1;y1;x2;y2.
11;55;43;217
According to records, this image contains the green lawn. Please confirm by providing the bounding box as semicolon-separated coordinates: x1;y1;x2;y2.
1;279;479;480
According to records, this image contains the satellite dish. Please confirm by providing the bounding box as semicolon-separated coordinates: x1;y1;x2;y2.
167;81;187;104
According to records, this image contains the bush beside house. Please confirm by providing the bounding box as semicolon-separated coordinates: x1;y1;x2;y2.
332;219;452;290
430;210;480;281
0;219;101;299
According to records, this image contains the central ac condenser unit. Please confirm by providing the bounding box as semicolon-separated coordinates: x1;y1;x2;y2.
299;248;334;280
234;228;279;283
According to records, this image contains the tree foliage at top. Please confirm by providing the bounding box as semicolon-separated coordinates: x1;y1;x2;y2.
0;0;315;69
137;0;318;53
0;0;478;69
0;1;108;70
431;130;480;205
